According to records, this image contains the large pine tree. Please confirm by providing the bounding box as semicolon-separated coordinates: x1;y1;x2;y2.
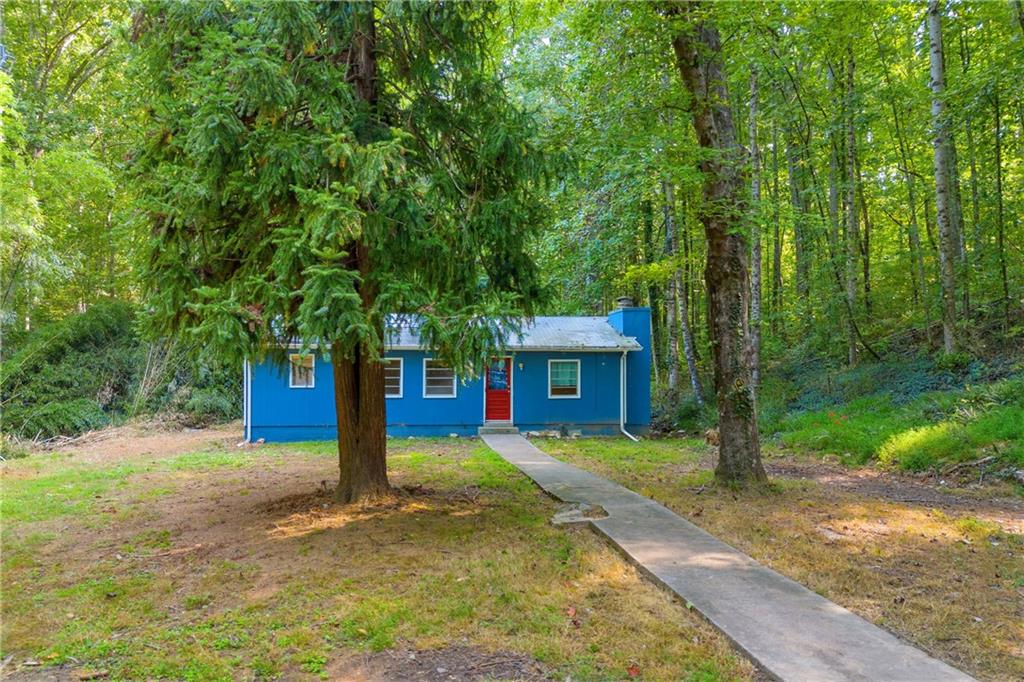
133;2;548;501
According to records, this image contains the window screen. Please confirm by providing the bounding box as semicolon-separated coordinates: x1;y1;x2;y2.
424;359;456;397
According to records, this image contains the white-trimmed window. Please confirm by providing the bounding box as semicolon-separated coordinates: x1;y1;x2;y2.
384;358;403;398
423;359;456;398
289;353;315;388
548;359;580;398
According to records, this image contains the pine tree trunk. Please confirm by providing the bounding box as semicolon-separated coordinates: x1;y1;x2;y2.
332;338;390;503
331;4;390;503
928;0;958;353
333;243;390;502
749;69;762;393
672;7;765;484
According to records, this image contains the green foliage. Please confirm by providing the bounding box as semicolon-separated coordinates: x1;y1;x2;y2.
1;1;138;328
0;302;239;439
652;389;716;433
1;301;139;438
132;1;553;375
769;368;1024;471
18;399;111;441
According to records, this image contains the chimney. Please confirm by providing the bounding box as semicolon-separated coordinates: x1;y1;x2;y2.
615;295;635;309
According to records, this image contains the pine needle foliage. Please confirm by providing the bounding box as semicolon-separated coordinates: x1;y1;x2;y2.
131;1;551;370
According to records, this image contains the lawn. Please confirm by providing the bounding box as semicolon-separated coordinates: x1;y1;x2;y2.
1;425;751;681
537;437;1024;682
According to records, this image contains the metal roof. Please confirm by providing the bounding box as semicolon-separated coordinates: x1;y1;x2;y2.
385;315;642;352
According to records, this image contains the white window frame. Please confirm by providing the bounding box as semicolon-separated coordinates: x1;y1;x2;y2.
384;357;404;399
548;358;581;399
288;353;316;389
422;358;457;399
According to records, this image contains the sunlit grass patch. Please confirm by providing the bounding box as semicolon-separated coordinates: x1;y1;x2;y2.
770;376;1024;472
878;422;966;470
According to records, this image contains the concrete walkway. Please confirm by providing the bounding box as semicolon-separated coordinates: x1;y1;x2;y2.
481;434;973;682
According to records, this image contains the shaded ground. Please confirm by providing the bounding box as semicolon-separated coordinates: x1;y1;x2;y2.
764;456;1024;531
1;425;751;681
537;437;1024;682
1;645;546;682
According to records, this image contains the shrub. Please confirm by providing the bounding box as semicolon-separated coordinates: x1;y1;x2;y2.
1;302;241;439
17;398;110;440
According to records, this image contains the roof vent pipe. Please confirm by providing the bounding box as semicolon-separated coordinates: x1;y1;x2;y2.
615;295;635;309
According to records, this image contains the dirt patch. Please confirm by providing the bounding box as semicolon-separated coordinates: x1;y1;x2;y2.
764;456;1024;532
29;419;242;465
327;645;548;681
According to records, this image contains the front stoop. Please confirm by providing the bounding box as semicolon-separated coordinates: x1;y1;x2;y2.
478;424;519;435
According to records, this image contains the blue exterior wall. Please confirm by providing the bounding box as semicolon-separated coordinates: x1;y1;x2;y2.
512;352;621;434
249;352;338;441
608;307;652;430
384;350;484;436
248;309;652;441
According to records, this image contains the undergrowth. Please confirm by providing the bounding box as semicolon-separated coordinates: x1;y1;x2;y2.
656;350;1023;475
1;302;240;442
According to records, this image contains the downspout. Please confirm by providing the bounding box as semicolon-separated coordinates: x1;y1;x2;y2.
619;350;639;441
243;360;252;443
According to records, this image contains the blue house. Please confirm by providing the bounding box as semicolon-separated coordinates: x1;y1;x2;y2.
242;301;651;441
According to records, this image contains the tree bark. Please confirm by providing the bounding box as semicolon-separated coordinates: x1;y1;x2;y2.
662;182;680;391
674;192;705;406
672;5;765;484
748;69;762;393
928;0;958;353
771;121;783;330
844;54;859;365
333;241;390;502
332;4;390;503
993;89;1010;330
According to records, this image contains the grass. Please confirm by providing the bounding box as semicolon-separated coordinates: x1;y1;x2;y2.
1;433;751;681
539;437;1024;681
763;375;1024;470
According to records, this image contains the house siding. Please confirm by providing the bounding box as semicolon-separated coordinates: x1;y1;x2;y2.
247;307;652;442
249;352;649;441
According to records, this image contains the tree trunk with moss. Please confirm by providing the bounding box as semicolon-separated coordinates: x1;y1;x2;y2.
672;4;766;484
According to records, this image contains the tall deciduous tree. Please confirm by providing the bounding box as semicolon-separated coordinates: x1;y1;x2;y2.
928;0;959;353
133;1;548;501
670;1;766;484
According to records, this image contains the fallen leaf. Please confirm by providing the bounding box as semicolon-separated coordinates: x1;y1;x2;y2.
627;663;641;678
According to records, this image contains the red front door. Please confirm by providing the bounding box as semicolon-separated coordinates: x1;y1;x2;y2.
485;357;512;422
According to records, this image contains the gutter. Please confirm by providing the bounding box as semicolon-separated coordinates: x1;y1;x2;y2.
619;351;639;442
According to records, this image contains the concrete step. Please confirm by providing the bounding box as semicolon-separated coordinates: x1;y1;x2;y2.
478;425;519;435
